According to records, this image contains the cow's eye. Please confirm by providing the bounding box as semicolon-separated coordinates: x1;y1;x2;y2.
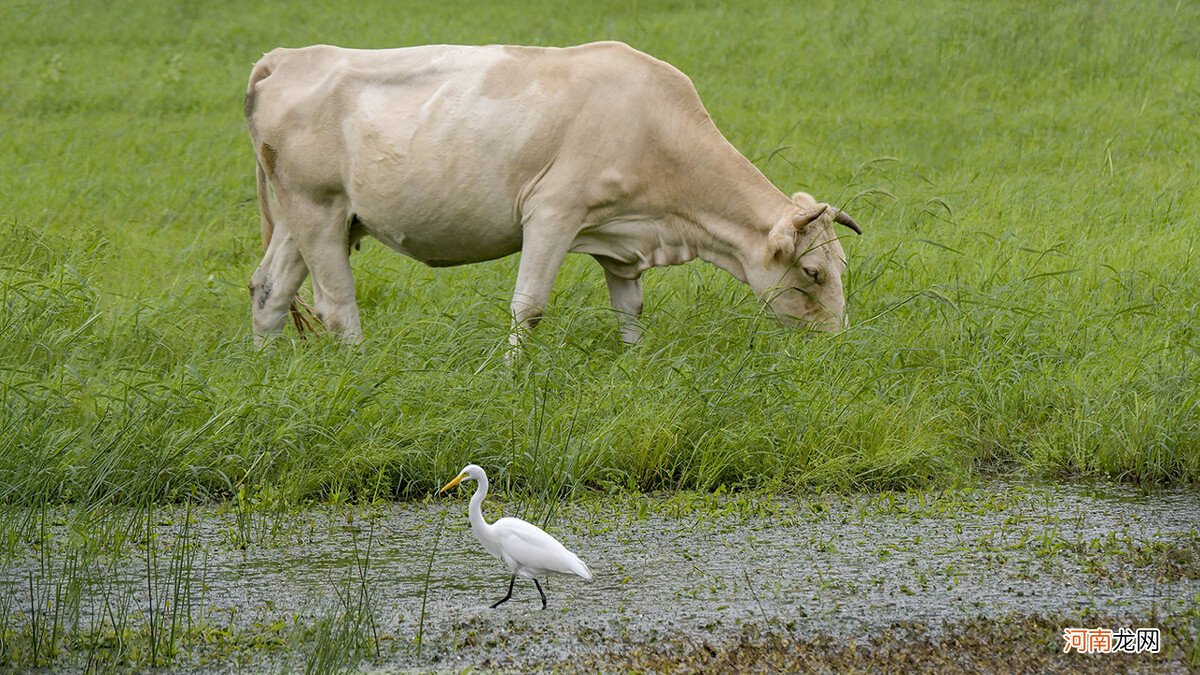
802;266;822;284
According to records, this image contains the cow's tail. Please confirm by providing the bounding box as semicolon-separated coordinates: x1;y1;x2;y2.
246;55;278;251
246;53;321;335
254;155;275;249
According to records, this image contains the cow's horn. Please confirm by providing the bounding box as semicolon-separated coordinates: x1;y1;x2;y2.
834;210;862;235
792;204;829;229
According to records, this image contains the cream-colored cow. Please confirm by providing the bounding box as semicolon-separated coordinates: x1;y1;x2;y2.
245;42;861;346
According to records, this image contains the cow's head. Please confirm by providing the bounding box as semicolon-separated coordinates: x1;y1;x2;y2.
756;191;861;332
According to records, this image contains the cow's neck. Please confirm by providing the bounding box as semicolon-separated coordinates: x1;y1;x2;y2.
685;179;793;289
582;150;796;289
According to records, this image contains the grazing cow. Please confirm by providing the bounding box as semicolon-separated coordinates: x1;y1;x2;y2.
244;41;862;346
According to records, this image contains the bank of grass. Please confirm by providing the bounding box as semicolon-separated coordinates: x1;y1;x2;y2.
1;0;1198;505
556;613;1200;673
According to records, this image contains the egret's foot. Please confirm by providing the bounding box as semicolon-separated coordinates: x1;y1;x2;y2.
534;578;548;610
491;574;516;609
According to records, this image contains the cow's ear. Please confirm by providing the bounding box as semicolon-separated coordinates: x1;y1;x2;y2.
767;214;797;260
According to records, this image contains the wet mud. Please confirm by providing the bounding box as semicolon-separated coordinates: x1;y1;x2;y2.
2;482;1198;671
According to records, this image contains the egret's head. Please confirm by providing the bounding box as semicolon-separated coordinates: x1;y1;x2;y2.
439;464;484;493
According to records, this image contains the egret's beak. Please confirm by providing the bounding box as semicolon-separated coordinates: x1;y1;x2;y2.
439;473;466;493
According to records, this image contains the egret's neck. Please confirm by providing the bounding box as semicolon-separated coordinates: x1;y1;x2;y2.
468;474;492;538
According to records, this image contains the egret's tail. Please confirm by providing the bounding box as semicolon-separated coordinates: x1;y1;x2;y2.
572;554;593;581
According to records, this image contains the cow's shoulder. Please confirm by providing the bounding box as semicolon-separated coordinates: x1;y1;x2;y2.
565;41;692;82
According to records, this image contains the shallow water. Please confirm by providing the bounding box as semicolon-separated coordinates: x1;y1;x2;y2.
2;482;1198;670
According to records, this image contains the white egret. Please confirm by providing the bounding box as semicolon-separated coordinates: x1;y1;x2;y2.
439;464;592;609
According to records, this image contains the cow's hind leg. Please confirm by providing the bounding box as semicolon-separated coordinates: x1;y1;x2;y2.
250;223;309;346
310;219;366;332
593;256;644;345
294;199;362;343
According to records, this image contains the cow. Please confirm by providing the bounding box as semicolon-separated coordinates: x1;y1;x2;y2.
244;41;862;347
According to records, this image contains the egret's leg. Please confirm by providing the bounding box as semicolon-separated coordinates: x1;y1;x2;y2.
491;575;516;609
533;578;548;610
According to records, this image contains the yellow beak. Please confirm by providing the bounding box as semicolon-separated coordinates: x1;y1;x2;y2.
439;473;466;493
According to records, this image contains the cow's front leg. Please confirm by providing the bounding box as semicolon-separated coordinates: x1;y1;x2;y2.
509;232;572;349
602;268;644;345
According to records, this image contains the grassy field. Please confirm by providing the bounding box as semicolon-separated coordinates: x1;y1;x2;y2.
2;0;1199;507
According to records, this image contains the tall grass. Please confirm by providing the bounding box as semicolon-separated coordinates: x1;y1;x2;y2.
0;501;391;671
0;0;1198;506
0;502;206;669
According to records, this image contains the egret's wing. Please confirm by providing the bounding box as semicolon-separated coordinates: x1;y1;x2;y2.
494;517;591;579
